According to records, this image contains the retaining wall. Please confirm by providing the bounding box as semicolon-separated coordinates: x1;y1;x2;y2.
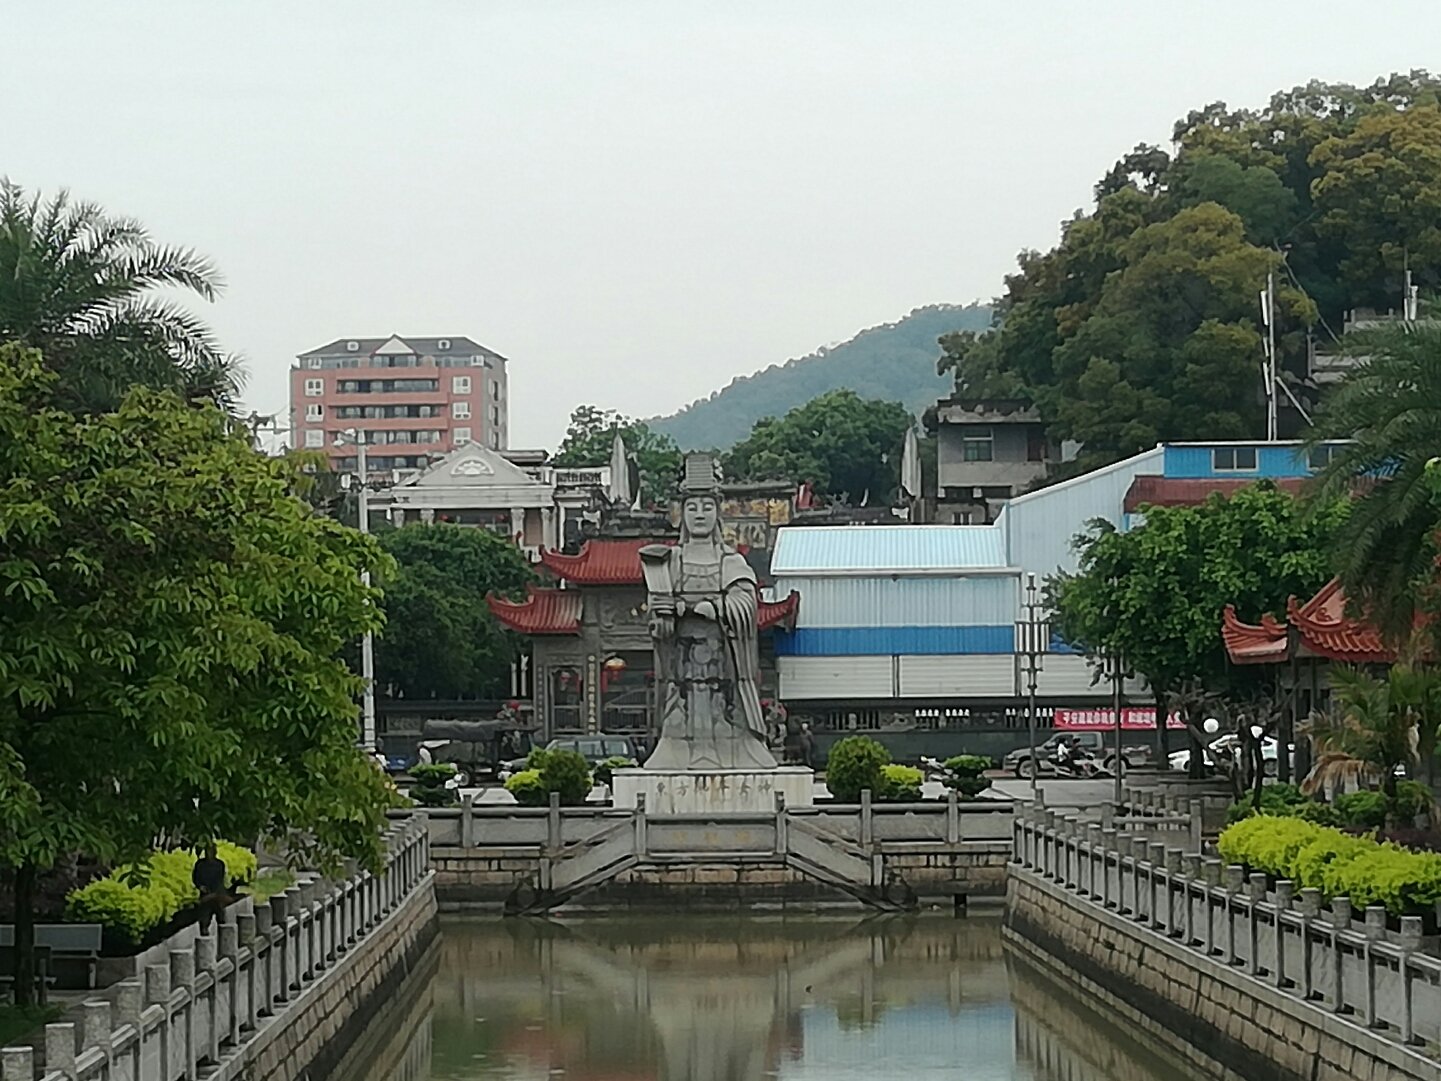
1;816;436;1081
1007;806;1441;1081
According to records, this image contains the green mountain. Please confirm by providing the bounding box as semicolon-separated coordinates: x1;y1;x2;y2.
650;303;993;449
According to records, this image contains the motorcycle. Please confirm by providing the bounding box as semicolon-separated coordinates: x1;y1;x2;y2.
1052;747;1113;779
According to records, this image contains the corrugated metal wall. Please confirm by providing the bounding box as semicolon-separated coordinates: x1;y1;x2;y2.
1002;446;1164;579
898;656;1015;697
773;575;1018;628
776;625;1013;656
779;656;894;700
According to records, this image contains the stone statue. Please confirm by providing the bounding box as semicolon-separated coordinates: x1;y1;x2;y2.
640;458;777;771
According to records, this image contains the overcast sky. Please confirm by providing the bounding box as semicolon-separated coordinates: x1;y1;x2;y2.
5;2;1438;448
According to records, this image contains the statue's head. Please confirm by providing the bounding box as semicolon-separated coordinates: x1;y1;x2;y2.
680;494;721;543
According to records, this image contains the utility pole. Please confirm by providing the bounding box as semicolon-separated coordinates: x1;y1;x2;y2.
1016;573;1048;797
337;428;377;750
1260;272;1278;441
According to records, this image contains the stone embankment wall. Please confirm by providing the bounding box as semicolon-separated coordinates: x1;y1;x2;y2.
1;816;436;1081
1007;806;1441;1081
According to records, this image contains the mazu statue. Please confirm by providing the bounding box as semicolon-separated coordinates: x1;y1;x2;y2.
638;454;778;771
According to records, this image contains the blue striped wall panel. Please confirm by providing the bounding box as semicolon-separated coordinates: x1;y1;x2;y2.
772;624;1014;656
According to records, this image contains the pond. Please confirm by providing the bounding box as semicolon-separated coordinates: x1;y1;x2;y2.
342;914;1215;1081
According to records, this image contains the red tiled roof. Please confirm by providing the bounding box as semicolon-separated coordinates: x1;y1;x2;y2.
538;539;661;585
1124;475;1307;513
1221;577;1397;666
758;590;800;632
486;588;582;635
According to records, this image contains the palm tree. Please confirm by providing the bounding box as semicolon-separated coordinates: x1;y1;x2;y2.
0;180;243;412
1300;665;1428;805
1305;325;1441;640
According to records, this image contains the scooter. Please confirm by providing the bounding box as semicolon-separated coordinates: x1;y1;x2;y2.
1052;749;1112;780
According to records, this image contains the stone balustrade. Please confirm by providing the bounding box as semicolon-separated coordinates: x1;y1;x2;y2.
1012;805;1441;1058
1;816;431;1081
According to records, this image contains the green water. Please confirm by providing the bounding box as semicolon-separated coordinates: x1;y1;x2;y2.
347;915;1212;1081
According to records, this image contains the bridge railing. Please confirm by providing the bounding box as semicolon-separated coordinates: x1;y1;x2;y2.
1013;805;1441;1050
423;790;1014;850
2;817;431;1081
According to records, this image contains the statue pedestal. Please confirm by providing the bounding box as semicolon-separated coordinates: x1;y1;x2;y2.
611;767;815;814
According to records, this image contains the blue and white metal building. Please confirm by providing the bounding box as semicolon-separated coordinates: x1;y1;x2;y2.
770;441;1341;715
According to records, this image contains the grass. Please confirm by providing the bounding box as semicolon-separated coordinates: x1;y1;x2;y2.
244;867;296;903
0;1004;62;1047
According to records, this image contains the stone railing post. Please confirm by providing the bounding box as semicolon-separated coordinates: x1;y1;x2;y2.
1188;800;1203;854
860;789;874;848
1298;887;1321;1001
45;1023;76;1080
460;792;476;849
1273;881;1295;987
81;999;111;1072
635;792;649;857
1148;843;1167;930
772;792;786;857
1398;916;1422;1044
172;947;197;1080
1100;828;1119;908
1222;866;1245;965
219;921;241;1048
1363;905;1386;1027
0;1049;32;1081
1329;897;1351;1015
946;789;960;844
1245;872;1266;975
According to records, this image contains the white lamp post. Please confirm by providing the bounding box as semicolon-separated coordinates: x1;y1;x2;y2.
336;428;377;750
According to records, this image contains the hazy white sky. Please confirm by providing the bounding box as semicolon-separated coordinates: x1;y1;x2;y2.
5;1;1438;447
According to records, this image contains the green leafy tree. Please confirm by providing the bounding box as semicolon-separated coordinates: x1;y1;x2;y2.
375;525;534;699
553;404;681;506
722;389;913;502
0;344;394;1002
1050;484;1346;766
0;180;242;414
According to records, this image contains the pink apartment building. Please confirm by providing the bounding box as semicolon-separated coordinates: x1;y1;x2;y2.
289;335;509;475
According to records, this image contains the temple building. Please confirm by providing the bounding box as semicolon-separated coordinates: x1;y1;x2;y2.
487;538;800;741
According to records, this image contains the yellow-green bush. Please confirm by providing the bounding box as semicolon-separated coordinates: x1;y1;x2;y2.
504;768;547;807
1217;817;1441;915
66;843;257;946
880;764;924;802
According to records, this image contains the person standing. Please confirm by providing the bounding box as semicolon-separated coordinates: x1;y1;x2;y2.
192;843;229;932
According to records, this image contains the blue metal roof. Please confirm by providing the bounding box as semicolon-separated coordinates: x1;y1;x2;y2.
770;526;1009;575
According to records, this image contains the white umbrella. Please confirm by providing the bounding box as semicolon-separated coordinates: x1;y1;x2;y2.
608;431;632;506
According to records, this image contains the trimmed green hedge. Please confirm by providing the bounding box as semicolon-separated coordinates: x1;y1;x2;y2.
503;750;592;806
880;764;924;802
66;843;257;946
825;736;889;802
504;768;548;807
1227;782;1433;830
1217;817;1441;916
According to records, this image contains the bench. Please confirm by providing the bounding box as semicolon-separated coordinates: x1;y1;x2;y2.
0;924;103;990
0;945;54;1006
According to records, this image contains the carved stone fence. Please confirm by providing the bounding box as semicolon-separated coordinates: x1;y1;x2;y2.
1013;805;1441;1054
1;816;432;1081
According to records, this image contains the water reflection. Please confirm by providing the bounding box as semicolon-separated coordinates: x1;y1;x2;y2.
343;916;1215;1081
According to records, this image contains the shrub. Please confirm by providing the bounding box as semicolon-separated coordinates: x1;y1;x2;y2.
1294;801;1343;827
944;755;992;778
880;764;924;802
65;842;257;946
594;755;637;789
1218;817;1441;915
410;762;458;786
1334;790;1389;830
1391;781;1433;825
825;736;889;801
1226;783;1307;824
526;747;553;771
541;749;593;805
504;769;548;807
410;786;455;807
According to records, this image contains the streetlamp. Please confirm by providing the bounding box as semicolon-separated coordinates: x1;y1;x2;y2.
1015;573;1049;796
1105;650;1126;806
335;428;377;751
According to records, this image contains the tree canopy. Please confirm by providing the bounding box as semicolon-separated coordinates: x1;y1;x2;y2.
944;72;1441;473
0;343;395;998
721;389;914;502
0;181;242;414
553;404;681;506
1050;484;1347;707
375;525;535;700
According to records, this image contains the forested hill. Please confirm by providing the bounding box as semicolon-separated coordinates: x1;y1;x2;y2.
649;303;992;449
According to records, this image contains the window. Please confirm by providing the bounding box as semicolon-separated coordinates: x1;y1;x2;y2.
305;403;323;421
550;666;585;733
962;428;994;462
346;340;360;352
452;401;471;419
307;357;322;369
490;431;500;449
453;427;472;445
490;404;501;425
1213;446;1258;472
1308;445;1341;470
452;375;471;394
470;355;486;367
304;378;324;396
303;429;324;448
437;338;451;351
1026;430;1047;463
489;378;502;400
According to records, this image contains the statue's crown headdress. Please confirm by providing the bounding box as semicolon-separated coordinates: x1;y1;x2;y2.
679;452;724;496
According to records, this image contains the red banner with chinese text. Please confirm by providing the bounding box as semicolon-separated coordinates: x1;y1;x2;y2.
1053;708;1184;730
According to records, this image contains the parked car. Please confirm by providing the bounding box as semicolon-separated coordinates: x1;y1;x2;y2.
1167;734;1293;776
1003;732;1149;779
499;736;643;781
